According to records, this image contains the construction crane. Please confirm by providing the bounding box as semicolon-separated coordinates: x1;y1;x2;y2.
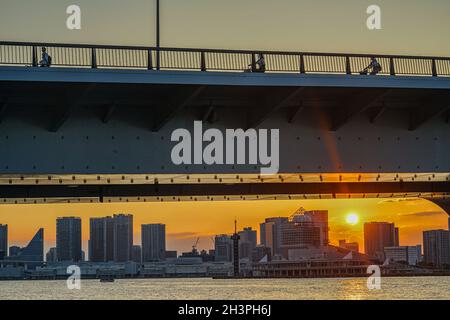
192;237;200;255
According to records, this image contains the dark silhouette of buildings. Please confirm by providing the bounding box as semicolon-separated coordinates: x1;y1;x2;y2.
8;228;44;269
238;227;257;260
423;229;450;267
56;217;82;262
113;214;134;262
89;214;133;262
364;222;399;261
142;224;166;262
0;224;7;259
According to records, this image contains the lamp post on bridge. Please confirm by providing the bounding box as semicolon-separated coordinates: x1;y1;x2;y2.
156;0;160;70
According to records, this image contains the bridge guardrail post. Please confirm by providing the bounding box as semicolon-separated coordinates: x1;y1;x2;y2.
251;53;256;72
156;48;160;70
32;46;37;67
91;48;97;69
299;54;306;74
200;51;206;71
345;56;351;75
431;59;437;77
389;57;396;76
147;49;153;70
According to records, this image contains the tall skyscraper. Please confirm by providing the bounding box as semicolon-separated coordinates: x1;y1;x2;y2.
89;216;115;262
56;217;82;262
142;224;166;262
0;224;7;258
423;229;450;267
113;214;133;262
238;227;257;260
89;215;132;262
364;222;398;261
215;234;232;262
260;217;289;258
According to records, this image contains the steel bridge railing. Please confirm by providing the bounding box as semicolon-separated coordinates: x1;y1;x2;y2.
1;41;450;77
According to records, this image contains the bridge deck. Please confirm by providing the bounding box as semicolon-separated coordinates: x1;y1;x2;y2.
1;66;450;90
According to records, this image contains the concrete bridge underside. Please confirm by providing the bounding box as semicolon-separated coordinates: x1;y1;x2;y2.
0;67;449;212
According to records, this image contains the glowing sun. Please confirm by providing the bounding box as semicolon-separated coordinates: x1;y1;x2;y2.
346;213;359;225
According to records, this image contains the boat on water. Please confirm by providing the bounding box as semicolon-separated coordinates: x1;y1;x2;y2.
99;275;115;283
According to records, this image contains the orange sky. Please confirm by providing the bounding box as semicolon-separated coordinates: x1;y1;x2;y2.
0;198;448;255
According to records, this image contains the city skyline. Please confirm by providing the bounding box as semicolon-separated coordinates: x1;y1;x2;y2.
1;199;448;257
0;0;449;260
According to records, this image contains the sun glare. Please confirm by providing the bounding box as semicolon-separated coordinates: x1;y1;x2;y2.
346;213;359;225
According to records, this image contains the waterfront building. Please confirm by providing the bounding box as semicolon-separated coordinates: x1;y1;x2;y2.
260;209;329;260
384;245;422;265
89;216;115;262
56;217;82;262
238;227;257;260
423;229;450;267
8;228;44;269
0;224;7;258
215;234;232;262
260;217;288;258
113;214;133;262
364;222;398;261
142;224;166;262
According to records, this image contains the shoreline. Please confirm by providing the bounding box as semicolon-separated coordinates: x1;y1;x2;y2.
2;272;450;282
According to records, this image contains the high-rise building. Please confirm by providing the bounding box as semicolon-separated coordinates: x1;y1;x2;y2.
260;217;289;257
260;209;329;260
0;224;7;258
113;214;133;262
339;240;359;253
423;230;450;267
231;221;240;277
56;217;82;262
89;215;132;262
384;245;422;265
364;222;398;261
46;247;57;262
89;216;115;262
142;224;166;262
303;210;329;246
238;227;257;260
132;245;142;263
215;234;232;262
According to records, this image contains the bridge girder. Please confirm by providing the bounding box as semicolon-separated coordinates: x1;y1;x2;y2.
0;67;449;203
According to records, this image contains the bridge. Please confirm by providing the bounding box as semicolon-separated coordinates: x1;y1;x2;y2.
0;41;449;213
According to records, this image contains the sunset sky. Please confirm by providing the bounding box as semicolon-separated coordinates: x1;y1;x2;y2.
1;199;448;255
0;0;449;256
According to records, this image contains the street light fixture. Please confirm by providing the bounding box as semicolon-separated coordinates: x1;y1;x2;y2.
156;0;160;70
